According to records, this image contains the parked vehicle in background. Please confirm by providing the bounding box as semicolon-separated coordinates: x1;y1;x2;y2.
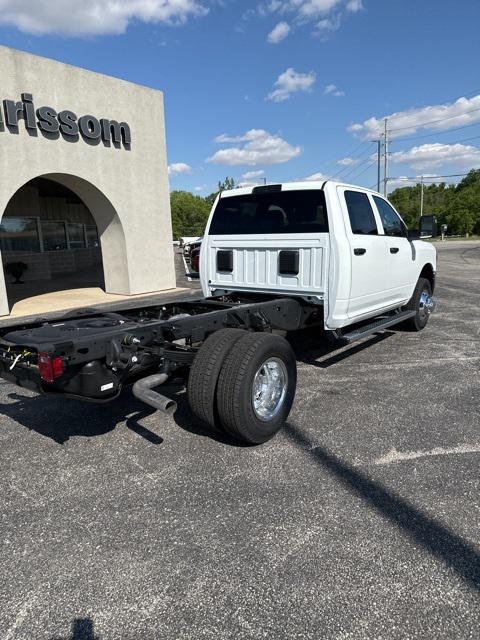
190;242;201;274
0;181;436;445
181;236;202;257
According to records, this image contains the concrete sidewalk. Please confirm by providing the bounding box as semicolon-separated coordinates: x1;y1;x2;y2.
7;286;189;318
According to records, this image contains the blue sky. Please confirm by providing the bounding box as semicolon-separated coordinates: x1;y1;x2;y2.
1;0;479;194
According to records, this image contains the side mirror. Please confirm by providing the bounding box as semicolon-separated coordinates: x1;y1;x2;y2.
408;229;421;240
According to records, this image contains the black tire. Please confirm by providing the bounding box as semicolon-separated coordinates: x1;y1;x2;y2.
404;277;433;331
216;332;297;445
188;328;246;430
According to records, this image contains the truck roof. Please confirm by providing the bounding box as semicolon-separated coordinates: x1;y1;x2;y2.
219;180;381;199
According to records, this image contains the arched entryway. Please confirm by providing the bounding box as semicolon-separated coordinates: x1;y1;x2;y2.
0;173;128;314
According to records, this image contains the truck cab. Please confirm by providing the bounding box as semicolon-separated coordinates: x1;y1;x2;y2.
200;181;437;330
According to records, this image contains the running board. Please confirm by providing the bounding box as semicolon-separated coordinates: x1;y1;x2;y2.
341;310;416;344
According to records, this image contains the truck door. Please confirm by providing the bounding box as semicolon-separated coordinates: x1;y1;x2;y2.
372;195;417;305
338;187;388;319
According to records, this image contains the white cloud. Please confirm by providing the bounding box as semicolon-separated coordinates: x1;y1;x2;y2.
295;1;343;18
194;185;206;192
214;133;245;143
346;0;364;13
267;21;291;43
337;157;356;166
168;162;192;176
251;1;360;37
391;143;480;171
242;170;266;179
349;94;480;139
0;0;208;36
208;129;301;166
315;15;341;33
304;172;330;181
324;83;345;97
268;68;316;102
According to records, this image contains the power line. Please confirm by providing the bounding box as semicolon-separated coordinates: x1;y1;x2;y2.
390;173;470;182
331;143;377;180
389;120;480;145
301;138;371;180
440;134;480;146
388;106;480;133
346;160;378;183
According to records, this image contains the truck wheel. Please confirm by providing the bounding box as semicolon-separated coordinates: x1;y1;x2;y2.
404;277;434;331
216;332;297;445
188;328;246;430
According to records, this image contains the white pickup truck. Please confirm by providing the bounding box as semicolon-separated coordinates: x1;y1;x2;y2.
201;180;436;332
0;181;436;445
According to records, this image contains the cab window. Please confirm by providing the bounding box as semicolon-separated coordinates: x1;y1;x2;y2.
208;190;328;235
373;196;407;237
344;191;378;235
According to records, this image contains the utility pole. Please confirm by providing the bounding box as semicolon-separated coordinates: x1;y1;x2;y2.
377;139;381;192
420;175;424;217
383;118;389;197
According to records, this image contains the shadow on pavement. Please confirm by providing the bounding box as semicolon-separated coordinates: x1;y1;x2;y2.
0;388;162;445
51;617;99;640
287;327;395;369
284;422;480;591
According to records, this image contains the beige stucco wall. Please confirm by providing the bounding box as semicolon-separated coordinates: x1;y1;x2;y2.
0;45;175;316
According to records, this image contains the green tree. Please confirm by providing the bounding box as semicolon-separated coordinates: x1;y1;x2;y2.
205;177;236;206
170;190;211;239
389;169;480;236
456;168;480;191
448;190;477;236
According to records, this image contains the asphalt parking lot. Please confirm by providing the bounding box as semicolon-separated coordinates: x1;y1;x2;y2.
0;241;479;639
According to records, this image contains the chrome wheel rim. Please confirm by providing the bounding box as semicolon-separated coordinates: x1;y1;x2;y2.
419;290;435;320
252;357;288;421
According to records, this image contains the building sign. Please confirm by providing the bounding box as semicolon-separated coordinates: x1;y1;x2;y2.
0;93;131;148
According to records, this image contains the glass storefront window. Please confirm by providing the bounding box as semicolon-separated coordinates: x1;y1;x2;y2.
67;223;86;249
0;218;99;253
41;221;68;251
0;218;40;252
86;225;100;248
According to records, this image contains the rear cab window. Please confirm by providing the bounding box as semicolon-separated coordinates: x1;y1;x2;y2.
208;189;328;235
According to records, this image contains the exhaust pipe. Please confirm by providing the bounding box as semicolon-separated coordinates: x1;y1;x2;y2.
132;373;177;416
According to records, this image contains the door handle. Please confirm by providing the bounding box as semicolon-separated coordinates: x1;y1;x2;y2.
354;248;366;256
390;247;400;254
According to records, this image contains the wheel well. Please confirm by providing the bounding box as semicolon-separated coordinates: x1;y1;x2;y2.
420;264;435;291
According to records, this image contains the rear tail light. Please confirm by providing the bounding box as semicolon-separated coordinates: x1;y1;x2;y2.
38;352;64;383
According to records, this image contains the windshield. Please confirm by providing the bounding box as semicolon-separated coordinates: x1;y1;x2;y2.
209;189;328;235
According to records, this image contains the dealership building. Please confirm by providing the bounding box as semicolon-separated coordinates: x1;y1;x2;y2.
0;45;175;317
